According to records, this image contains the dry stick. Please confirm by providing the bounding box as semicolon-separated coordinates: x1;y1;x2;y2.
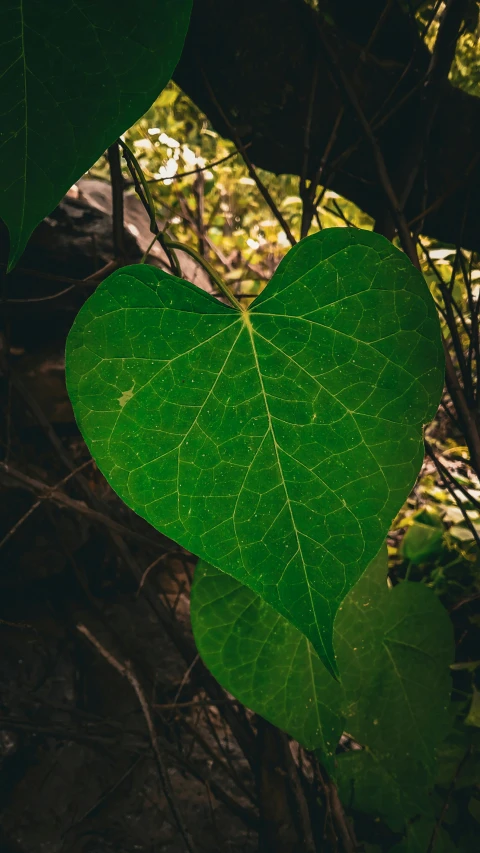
407;151;480;228
311;0;395;221
425;442;480;548
420;241;473;400
426;440;480;512
313;16;419;268
0;463;165;549
179;714;257;806
76;623;198;853
198;64;296;247
397;0;468;213
459;248;480;402
1;713;258;828
0;459;93;551
4;256;125;303
327;781;357;853
443;346;480;475
177;195;233;271
300;58;320;239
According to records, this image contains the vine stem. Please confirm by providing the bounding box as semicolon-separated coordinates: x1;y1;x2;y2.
118;139;243;312
162;238;244;312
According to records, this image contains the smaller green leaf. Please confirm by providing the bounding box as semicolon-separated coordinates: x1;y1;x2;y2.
338;751;435;832
191;558;344;761
336;562;453;830
192;542;454;819
401;522;444;563
390;818;455;853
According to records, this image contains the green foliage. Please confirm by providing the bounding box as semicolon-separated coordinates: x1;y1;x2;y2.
192;546;454;833
191;556;344;759
0;0;192;269
89;80;374;301
335;559;453;831
401;508;444;563
65;228;444;675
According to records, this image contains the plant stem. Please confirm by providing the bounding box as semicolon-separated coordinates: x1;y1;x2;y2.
163;238;243;311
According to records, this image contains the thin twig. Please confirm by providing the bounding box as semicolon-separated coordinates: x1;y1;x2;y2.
145;147;249;183
425;441;480;547
199;64;296;247
0;463;166;549
0;459;93;550
76;623;198;853
107;141;126;260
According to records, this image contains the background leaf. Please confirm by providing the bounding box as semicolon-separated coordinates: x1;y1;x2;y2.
336;558;454;830
66;228;444;674
192;545;454;830
0;0;192;268
191;557;345;760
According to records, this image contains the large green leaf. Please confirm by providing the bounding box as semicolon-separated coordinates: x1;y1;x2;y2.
192;548;454;830
0;0;192;268
66;228;444;674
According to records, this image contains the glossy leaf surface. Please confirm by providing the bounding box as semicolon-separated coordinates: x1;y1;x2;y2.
0;0;192;268
66;228;444;674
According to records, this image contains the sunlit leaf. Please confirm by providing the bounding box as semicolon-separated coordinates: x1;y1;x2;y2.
66;228;443;674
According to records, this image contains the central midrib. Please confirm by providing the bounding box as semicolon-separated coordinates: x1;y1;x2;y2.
241;312;324;653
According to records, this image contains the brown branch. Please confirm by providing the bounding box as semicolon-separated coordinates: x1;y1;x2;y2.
398;0;468;211
425;441;480;548
76;624;198;853
0;459;93;551
300;59;320;239
107;141;126;260
0;463;166;549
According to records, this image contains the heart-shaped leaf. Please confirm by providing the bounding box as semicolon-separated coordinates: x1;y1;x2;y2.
1;0;192;269
191;545;453;816
66;228;444;674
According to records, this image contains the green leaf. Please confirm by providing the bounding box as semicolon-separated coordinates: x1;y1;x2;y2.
336;563;454;830
192;544;454;828
401;523;444;563
0;0;192;269
390;818;455;853
401;508;445;563
191;558;345;759
66;228;444;674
